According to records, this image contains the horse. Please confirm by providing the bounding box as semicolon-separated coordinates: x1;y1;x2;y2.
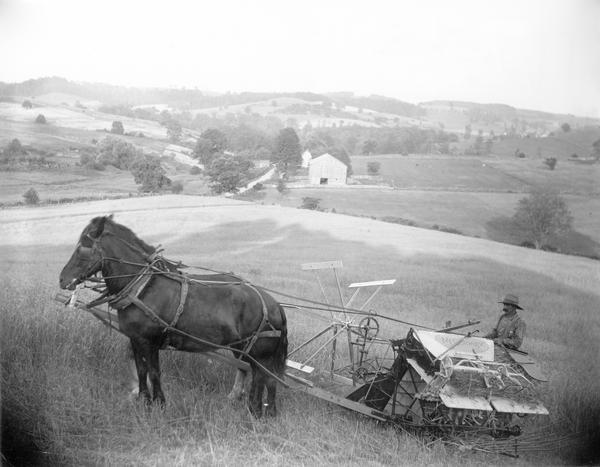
59;215;288;417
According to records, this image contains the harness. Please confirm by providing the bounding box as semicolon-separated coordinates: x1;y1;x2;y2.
84;235;281;359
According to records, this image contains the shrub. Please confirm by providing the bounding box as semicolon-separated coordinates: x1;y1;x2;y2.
171;180;184;194
189;165;201;175
111;121;124;135
513;190;572;249
381;216;416;227
300;197;321;210
97;137;141;169
431;224;463;235
130;155;171;192
22;100;33;109
252;182;264;191
544;157;557;170
35;114;46;124
23;188;39;205
207;154;253;194
367;161;381;175
277;179;288;195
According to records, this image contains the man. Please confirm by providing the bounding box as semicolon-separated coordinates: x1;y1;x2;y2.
485;294;526;350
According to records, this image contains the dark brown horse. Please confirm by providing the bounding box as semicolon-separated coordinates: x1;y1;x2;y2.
59;215;288;417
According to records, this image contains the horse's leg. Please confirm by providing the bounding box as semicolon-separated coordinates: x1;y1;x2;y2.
130;339;151;403
264;373;278;417
248;365;266;418
127;345;139;399
147;345;165;406
227;369;248;401
126;342;153;399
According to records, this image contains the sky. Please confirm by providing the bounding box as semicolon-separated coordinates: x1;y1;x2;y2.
1;0;599;117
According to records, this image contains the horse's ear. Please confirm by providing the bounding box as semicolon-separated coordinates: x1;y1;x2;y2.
90;216;109;238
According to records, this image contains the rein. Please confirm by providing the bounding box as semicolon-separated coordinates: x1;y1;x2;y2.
77;232;287;386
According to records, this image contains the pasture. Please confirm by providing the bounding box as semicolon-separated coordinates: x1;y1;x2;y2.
1;195;599;465
253;155;600;257
0;102;168;139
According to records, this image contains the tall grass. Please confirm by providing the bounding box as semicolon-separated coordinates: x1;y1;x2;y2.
2;217;599;465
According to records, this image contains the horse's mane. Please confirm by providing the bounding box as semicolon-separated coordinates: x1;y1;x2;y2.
91;216;156;255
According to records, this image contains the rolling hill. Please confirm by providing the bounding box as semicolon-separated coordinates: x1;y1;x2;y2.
3;77;599;134
1;195;599;464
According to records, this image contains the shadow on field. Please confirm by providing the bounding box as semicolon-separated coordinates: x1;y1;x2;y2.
1;408;47;466
486;215;600;259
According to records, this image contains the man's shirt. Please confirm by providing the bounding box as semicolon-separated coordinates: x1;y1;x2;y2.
486;312;526;349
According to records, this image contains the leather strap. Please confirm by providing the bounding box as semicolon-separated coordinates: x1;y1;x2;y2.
164;278;189;333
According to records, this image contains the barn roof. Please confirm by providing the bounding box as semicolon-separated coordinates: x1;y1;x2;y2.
310;152;347;167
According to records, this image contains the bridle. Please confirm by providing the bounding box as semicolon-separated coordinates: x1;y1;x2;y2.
74;231;159;286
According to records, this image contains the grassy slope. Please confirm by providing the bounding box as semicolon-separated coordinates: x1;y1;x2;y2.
257;155;600;255
1;196;599;465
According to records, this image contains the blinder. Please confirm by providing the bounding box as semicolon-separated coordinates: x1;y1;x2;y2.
78;245;93;259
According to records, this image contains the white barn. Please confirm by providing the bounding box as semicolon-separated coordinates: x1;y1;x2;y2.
308;153;347;186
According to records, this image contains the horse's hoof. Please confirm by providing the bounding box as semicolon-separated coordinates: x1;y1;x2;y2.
227;390;244;401
264;404;277;417
248;404;263;419
153;396;166;409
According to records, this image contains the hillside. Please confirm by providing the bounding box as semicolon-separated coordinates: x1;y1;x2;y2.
1;77;598;263
3;77;598;134
1;195;599;465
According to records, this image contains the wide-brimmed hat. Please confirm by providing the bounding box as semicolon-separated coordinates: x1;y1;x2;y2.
499;294;523;310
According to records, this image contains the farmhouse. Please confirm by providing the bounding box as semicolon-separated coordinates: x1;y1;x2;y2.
308;153;347;185
301;149;312;168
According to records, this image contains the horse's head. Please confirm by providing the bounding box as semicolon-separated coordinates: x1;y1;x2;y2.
59;215;112;290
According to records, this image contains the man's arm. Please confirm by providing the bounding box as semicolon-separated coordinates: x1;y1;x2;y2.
502;319;526;350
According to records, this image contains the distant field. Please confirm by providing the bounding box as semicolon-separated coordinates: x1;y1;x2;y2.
490;128;600;159
352;154;600;195
1;196;599;465
0;102;167;139
0;168;138;204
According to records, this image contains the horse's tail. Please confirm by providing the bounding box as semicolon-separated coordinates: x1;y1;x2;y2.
272;304;288;377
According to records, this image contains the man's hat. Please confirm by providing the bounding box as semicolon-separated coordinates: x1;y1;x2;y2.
499;294;523;310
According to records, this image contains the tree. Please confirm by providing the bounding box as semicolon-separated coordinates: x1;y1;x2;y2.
202;128;228;153
194;128;228;166
170;180;184;193
328;147;353;176
300;197;321;210
111;121;124;135
130;156;171;192
97;137;141;169
464;124;472;140
362;139;377;155
512;190;573;249
560;122;571;133
592;138;600;159
165;120;182;142
367;161;381;175
35;114;47;124
6;138;25;157
544;157;557;170
276;178;289;195
207;154;254;194
23;187;39;205
272;127;301;171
